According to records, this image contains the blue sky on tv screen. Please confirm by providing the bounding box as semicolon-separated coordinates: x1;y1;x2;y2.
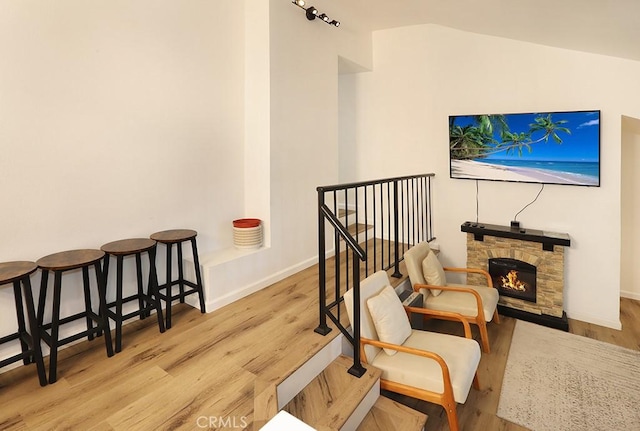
452;111;600;162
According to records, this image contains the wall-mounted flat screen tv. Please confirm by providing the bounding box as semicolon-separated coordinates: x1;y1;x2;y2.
449;110;600;186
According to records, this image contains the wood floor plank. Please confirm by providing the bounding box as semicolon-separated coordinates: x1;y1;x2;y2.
105;362;253;431
357;395;427;431
24;366;170;430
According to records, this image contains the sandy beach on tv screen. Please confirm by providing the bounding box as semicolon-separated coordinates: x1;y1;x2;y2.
451;160;598;186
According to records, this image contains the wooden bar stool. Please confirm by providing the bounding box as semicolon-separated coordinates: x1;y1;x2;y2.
101;238;165;353
36;249;114;384
0;261;47;386
150;229;206;329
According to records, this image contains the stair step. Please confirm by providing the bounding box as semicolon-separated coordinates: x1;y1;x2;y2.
356;396;427;431
337;208;371;237
283;355;382;430
346;223;372;237
338;208;356;218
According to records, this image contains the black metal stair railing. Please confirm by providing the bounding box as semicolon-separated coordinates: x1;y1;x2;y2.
315;173;435;377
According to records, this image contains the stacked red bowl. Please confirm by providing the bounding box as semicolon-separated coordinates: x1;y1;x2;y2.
232;219;263;249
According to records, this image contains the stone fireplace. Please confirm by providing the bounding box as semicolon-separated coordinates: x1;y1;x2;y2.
461;222;570;330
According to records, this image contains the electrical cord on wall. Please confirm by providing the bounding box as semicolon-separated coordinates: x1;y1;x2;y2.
475;180;479;223
512;183;545;226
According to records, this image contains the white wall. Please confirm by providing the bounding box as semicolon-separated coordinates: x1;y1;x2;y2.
0;0;376;367
621;116;640;300
0;1;246;259
349;24;640;329
0;0;376;364
0;0;246;360
195;0;375;312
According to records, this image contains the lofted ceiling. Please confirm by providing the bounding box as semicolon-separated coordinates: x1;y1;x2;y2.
364;0;640;62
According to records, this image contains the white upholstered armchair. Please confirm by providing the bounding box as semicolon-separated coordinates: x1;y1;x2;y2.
344;270;481;431
404;242;500;353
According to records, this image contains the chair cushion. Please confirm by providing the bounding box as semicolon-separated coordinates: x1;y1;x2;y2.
404;242;432;299
366;285;412;356
421;250;446;296
344;271;393;360
371;330;481;403
424;284;499;321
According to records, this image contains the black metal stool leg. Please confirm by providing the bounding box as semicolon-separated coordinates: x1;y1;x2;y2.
22;276;48;386
148;246;165;333
114;255;124;353
48;271;63;384
82;266;95;341
94;261;114;358
37;270;49;328
191;238;206;313
177;243;185;303
12;280;30;365
98;255;110;337
165;243;173;329
135;253;145;320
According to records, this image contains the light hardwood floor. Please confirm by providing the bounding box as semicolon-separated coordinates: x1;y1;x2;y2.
1;258;638;431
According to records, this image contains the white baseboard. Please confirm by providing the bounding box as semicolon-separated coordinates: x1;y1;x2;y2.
566;311;622;330
620;290;640;301
203;255;319;312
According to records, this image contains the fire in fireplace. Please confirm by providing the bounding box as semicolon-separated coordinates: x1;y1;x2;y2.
488;258;537;303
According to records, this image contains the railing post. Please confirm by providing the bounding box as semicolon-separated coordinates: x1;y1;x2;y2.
315;188;331;336
391;179;402;278
348;252;366;378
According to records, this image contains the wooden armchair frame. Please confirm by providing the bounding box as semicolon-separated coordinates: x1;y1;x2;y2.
359;306;480;431
412;266;500;353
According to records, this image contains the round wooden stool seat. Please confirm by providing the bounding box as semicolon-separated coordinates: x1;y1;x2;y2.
150;229;197;244
0;261;37;284
37;249;105;271
0;260;47;386
101;238;156;256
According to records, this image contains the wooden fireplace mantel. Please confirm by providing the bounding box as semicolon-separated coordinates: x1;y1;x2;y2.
461;221;570;251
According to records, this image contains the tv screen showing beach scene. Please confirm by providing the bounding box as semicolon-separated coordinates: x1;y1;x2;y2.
449;110;600;186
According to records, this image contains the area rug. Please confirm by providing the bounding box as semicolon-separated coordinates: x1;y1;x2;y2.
497;320;640;431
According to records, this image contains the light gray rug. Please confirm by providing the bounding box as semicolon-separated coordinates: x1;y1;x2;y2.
497;320;640;431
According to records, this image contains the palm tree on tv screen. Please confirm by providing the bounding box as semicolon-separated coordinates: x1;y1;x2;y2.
450;114;571;160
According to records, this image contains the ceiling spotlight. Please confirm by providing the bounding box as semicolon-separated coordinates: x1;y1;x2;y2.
306;7;318;20
291;1;340;28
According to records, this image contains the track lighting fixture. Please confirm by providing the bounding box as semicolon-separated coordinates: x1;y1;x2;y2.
291;0;340;27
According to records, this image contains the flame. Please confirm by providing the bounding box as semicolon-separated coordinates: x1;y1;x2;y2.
500;270;527;291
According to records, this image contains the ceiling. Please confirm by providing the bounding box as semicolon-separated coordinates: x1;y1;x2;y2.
364;0;640;62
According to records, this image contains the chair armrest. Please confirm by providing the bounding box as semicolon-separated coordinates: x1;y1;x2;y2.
403;306;472;338
413;283;487;322
443;266;494;287
360;337;453;387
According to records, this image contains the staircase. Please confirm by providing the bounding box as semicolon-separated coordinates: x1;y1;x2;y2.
257;333;426;431
337;208;373;252
283;355;426;431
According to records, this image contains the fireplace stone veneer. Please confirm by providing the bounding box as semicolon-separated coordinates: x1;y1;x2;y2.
461;222;570;330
